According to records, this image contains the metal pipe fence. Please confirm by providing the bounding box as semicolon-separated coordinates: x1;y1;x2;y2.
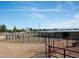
5;32;45;43
5;32;79;58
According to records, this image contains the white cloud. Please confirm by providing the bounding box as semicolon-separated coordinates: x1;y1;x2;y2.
0;8;67;12
1;1;78;29
73;13;79;19
27;1;42;7
47;12;79;29
55;1;75;11
66;1;74;6
34;9;67;12
32;12;46;19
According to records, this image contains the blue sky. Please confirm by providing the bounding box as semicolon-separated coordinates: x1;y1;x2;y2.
0;1;79;29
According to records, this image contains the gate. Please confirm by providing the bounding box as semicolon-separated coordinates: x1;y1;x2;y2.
45;36;79;58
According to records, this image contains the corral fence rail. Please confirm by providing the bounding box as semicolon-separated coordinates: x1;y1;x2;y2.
5;32;45;43
49;46;79;58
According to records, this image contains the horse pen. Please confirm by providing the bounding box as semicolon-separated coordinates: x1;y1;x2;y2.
0;32;45;58
0;31;79;58
5;32;45;43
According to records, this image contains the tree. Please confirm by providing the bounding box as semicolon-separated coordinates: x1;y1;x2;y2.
1;24;6;32
0;24;1;32
53;28;58;30
33;29;37;32
43;28;46;31
29;28;32;31
13;26;17;32
7;29;12;33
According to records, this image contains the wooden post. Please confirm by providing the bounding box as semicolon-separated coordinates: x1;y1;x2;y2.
63;49;66;58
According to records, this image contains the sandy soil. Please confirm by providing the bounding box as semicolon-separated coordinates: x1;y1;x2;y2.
49;39;79;58
0;35;79;58
0;41;45;58
0;36;6;41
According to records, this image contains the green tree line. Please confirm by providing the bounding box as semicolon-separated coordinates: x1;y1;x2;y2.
0;24;25;32
0;24;7;32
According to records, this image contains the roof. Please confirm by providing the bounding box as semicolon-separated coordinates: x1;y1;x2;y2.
37;30;79;33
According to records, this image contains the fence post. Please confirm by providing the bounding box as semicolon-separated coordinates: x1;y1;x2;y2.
6;34;7;40
23;34;24;43
66;37;69;48
33;33;34;42
9;34;10;40
28;35;29;42
48;36;51;58
48;45;52;58
53;40;54;52
15;34;16;41
63;49;66;58
12;34;13;40
45;32;47;58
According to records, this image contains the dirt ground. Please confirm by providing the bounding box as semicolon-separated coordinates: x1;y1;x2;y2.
0;36;45;58
0;35;79;58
